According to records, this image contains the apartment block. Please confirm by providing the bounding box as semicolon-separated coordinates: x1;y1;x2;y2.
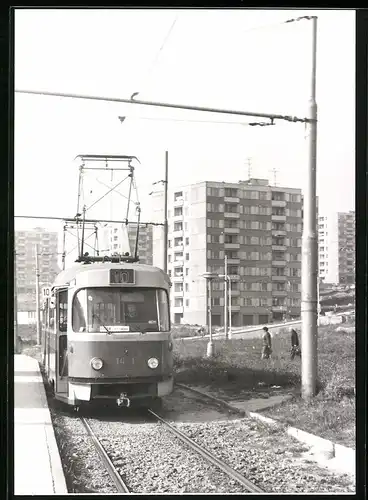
152;179;303;326
99;224;153;264
318;211;355;285
15;228;60;314
127;225;153;265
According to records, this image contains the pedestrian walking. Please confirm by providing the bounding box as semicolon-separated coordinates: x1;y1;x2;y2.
197;326;205;337
261;326;272;359
290;328;301;359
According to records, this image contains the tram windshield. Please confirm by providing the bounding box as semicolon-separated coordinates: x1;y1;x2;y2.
72;287;170;333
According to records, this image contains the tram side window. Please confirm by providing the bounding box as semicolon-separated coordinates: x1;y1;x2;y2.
157;289;170;331
58;290;68;332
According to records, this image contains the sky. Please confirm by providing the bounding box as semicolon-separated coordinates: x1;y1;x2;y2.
14;8;355;237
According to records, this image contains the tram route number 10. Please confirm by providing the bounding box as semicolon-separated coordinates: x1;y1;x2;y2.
42;287;51;298
110;269;135;284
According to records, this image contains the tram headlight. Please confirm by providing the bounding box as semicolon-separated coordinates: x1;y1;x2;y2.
147;357;159;369
90;357;104;370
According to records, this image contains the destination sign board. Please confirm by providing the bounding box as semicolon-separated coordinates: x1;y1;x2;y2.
109;269;135;285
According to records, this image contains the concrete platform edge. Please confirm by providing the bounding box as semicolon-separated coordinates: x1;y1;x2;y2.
36;360;68;494
176;383;355;476
15;355;68;494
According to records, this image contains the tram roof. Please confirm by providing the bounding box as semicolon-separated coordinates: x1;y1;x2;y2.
52;262;168;288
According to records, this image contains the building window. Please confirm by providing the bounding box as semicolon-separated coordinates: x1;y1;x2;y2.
185;237;190;245
212;297;220;306
185;253;189;260
185;283;189;292
174;222;183;232
224;203;238;213
228;265;239;275
250;206;259;215
207;186;220;197
174;237;183;247
174;267;183;277
174;282;183;292
174;191;183;201
175;297;183;307
185;268;189;276
174;207;183;216
224;187;238;197
226;219;239;228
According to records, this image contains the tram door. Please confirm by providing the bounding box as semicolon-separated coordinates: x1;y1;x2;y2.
55;289;68;395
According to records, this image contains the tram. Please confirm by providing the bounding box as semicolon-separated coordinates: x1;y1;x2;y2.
41;257;173;409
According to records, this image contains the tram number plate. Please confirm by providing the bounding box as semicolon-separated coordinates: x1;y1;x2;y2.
110;269;135;284
116;357;135;365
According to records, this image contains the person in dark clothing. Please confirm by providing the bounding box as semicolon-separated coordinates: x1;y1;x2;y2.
261;326;272;359
290;328;301;359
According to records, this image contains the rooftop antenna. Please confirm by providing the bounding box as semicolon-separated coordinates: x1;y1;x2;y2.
272;166;279;186
247;157;252;180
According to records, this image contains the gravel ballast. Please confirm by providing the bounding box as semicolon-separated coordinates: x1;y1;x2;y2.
169;419;355;494
88;418;252;493
49;388;354;494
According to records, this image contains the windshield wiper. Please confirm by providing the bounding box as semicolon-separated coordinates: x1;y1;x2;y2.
92;313;112;335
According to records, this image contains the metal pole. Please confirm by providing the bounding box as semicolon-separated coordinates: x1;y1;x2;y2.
35;244;41;345
301;16;318;400
163;150;169;273
224;255;228;339
228;277;232;339
206;278;214;357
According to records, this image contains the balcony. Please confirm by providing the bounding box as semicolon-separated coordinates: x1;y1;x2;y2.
224;227;240;234
229;305;240;311
226;258;240;265
172;274;184;281
173;197;184;206
224;212;240;219
228;274;240;281
224;243;240;250
271;200;286;208
172;305;184;313
224;196;240;203
272;260;287;267
271;214;286;222
173;213;184;220
173;258;184;265
229;289;240;296
272;290;288;297
272;275;287;281
172;229;184;237
173;243;184;250
272;229;286;237
272;245;286;251
272;305;287;312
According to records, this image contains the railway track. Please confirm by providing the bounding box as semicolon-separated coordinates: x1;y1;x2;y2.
80;417;130;493
81;405;264;494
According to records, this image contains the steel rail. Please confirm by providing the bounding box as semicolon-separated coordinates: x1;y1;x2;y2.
148;409;264;493
80;417;130;494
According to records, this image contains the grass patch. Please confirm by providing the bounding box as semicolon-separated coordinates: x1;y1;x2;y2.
173;325;355;447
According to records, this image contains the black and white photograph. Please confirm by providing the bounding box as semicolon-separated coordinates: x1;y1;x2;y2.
13;7;356;495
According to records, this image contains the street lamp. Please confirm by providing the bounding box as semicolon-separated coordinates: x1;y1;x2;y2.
203;271;217;357
218;273;232;339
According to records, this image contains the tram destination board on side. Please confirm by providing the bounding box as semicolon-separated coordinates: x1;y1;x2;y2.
109;269;135;285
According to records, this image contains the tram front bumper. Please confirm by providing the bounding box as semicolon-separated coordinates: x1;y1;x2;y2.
68;376;174;403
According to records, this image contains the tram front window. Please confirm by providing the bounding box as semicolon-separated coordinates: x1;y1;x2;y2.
72;287;170;333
